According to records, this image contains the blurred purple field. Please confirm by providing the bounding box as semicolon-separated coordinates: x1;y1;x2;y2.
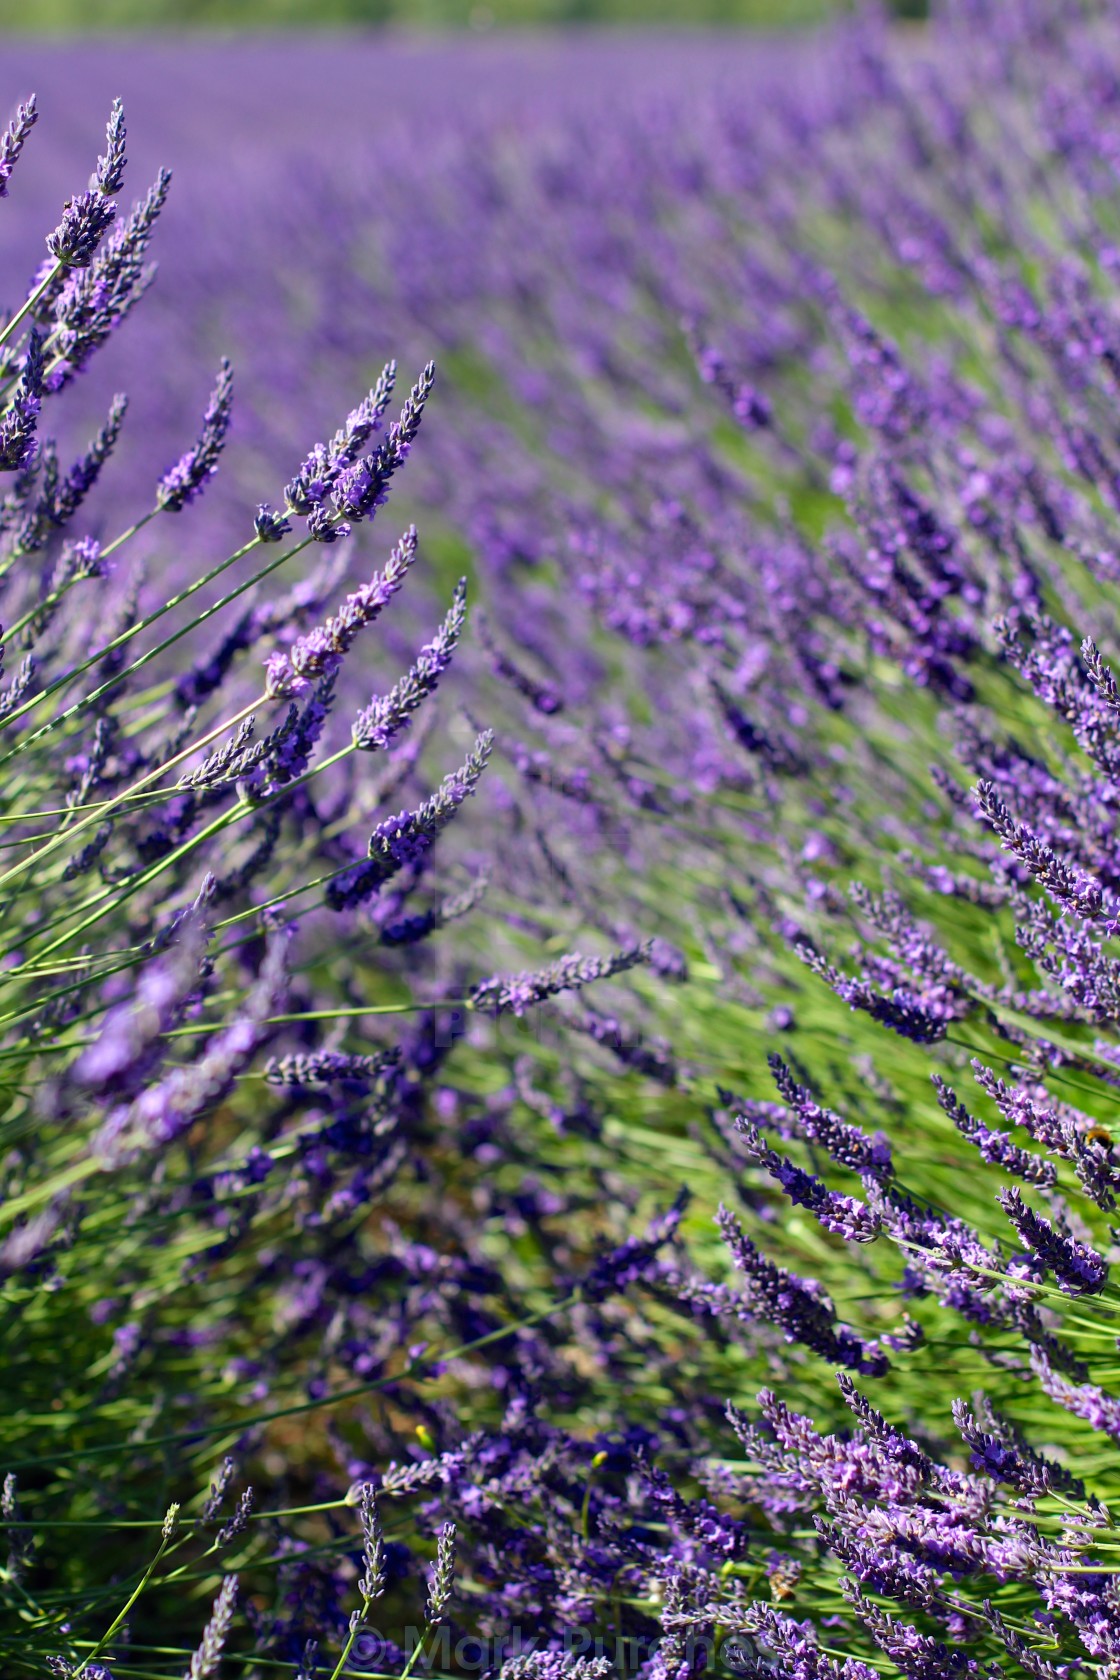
0;35;806;519
0;30;849;805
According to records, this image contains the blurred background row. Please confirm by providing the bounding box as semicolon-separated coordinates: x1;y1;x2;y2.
3;0;927;33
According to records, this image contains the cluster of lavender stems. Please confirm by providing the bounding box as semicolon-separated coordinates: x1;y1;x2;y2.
0;92;679;1680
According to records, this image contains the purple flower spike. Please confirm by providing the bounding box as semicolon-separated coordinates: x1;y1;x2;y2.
974;779;1107;922
51;166;171;386
717;1207;889;1375
796;942;956;1042
265;526;417;698
94;97;127;197
469;942;652;1018
157;358;233;512
1031;1348;1120;1441
768;1053;893;1177
932;1074;1056;1187
254;502;291;543
326;733;492;911
1000;1185;1108;1295
0;330;44;472
92;931;288;1169
844;1582;989;1679
283;359;397;514
353;578;468;751
0;95;36;200
732;1118;881;1243
328;362;434;524
952;1396;1083;1499
184;1574;238;1680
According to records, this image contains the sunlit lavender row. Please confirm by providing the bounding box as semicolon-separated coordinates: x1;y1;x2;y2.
8;3;1120;1678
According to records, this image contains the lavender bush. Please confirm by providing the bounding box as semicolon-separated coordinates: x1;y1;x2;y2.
0;94;675;1680
15;2;1120;1678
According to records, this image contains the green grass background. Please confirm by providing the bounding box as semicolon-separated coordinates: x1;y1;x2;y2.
0;0;927;34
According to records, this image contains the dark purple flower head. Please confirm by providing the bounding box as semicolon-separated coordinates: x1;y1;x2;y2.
717;1208;889;1376
732;1119;881;1243
581;1190;686;1302
974;778;1107;923
48;165;170;385
742;1605;878;1680
254;502;291;543
932;1074;1056;1187
46;189;117;269
767;1053;892;1177
951;1396;1083;1499
844;1582;987;1679
283;360;396;514
476;607;563;714
796;942;955;1043
283;363;432;535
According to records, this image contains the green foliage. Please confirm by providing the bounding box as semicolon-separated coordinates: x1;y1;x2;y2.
0;0;925;36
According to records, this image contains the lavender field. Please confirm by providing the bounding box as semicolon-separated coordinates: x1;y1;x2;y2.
9;5;1120;1678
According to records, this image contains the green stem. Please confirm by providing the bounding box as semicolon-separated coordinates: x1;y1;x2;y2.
325;1601;375;1680
0;528;284;756
70;1520;175;1678
0;695;263;910
0;260;62;352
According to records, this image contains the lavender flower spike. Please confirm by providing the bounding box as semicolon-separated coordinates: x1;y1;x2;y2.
424;1522;456;1625
0;96;36;200
951;1397;1080;1498
94;98;127;197
283;359;396;515
844;1582;989;1680
353;578;467;750
0;330;44;472
185;1574;238;1680
717;1207;888;1375
742;1606;877;1680
265;526;417;698
254;502;291;543
932;1074;1056;1187
974;779;1105;921
356;1483;386;1604
1031;1348;1120;1440
329;361;434;524
326;733;493;911
768;1053;892;1177
93;930;288;1168
469;942;652;1017
1000;1186;1108;1295
157;358;233;512
732;1118;881;1243
46;190;116;270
